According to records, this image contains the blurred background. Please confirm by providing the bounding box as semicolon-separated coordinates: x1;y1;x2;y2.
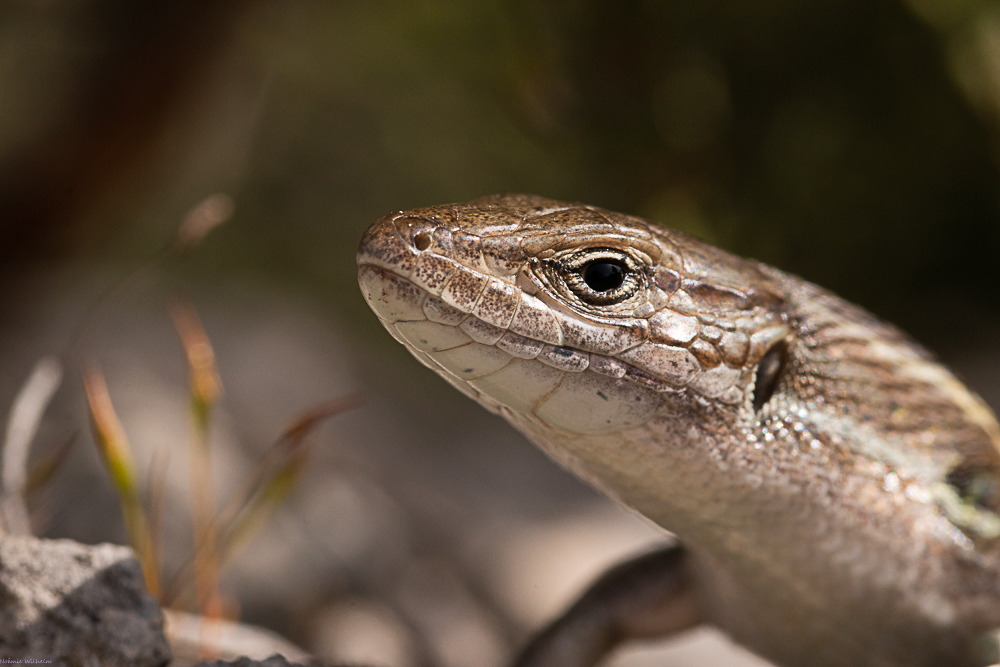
3;1;1000;666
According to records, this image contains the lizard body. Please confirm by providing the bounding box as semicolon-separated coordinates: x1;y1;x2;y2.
357;193;1000;667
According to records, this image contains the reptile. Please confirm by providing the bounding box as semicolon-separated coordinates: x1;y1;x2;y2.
356;193;1000;667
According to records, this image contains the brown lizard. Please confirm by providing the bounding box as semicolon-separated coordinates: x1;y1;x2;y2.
357;193;1000;667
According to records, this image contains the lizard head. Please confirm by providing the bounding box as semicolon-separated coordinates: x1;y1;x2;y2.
359;194;1000;644
357;193;790;439
359;194;1000;556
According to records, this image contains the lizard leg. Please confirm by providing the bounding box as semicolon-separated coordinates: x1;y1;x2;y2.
511;542;701;667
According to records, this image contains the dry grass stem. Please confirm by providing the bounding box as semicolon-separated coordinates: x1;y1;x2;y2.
1;356;63;535
83;365;160;596
24;433;76;500
174;193;234;250
215;394;362;563
171;299;224;623
160;394;361;606
146;450;170;589
171;299;223;428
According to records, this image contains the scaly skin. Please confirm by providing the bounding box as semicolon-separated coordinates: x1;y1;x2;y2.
357;193;1000;667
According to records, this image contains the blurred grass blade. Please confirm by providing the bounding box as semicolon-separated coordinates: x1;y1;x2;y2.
224;394;362;522
24;432;76;500
174;193;234;251
83;365;160;597
66;195;233;358
146;450;170;593
162;394;361;605
282;395;363;443
217;442;308;564
216;394;362;560
1;356;63;535
171;299;222;430
171;299;223;620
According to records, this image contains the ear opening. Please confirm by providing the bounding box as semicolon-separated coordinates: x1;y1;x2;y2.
752;339;789;413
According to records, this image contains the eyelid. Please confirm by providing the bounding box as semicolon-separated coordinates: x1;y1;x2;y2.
563;248;631;270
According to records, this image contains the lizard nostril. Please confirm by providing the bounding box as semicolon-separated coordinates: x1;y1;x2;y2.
413;231;432;251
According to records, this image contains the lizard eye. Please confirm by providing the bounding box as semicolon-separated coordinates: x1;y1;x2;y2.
583;261;625;292
752;340;788;412
558;248;645;306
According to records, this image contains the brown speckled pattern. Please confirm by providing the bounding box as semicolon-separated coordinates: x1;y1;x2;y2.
358;194;1000;667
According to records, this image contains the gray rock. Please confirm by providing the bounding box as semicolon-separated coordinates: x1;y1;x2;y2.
0;535;170;666
164;609;314;665
192;656;309;667
191;655;378;667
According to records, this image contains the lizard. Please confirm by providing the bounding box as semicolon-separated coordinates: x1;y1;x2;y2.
356;193;1000;667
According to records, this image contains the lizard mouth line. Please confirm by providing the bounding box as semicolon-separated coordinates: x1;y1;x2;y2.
358;261;683;394
359;261;675;434
356;205;776;407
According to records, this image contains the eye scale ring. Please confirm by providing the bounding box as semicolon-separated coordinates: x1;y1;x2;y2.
556;248;646;306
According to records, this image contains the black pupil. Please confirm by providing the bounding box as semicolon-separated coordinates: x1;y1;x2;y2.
583;261;625;292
